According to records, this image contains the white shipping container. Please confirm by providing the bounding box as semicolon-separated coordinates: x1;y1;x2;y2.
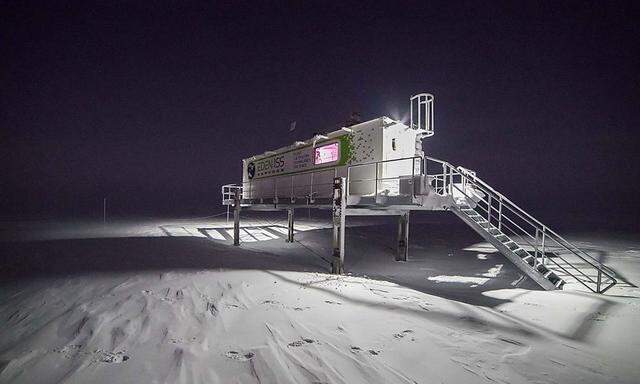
241;117;423;203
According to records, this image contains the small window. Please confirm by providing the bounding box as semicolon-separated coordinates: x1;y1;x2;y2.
392;138;397;151
314;142;340;164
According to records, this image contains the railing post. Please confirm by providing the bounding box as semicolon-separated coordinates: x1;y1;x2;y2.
411;157;415;197
462;172;466;192
310;172;314;203
541;228;546;266
449;166;453;195
498;197;503;231
442;164;449;196
534;228;539;266
374;163;379;203
233;188;241;246
487;194;492;225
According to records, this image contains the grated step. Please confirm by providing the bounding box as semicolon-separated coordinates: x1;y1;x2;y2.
546;272;562;286
537;264;550;275
515;249;529;257
506;242;519;250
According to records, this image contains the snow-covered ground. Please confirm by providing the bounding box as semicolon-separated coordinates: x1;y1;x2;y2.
1;214;639;383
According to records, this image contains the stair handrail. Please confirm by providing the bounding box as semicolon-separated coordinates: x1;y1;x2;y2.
424;156;617;293
454;167;612;268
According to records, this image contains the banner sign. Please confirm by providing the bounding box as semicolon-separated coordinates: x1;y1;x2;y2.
247;137;351;180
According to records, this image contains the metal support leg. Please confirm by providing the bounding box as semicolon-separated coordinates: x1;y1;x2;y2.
331;177;346;274
233;189;241;246
286;208;294;243
396;211;410;261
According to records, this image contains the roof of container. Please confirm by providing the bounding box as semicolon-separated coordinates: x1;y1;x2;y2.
243;116;403;162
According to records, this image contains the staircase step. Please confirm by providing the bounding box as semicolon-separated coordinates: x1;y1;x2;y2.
515;249;528;257
547;272;562;286
452;183;602;293
506;242;519;250
537;264;550;275
495;235;509;242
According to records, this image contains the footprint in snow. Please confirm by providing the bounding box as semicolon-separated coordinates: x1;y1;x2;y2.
368;349;380;356
206;302;218;316
324;300;342;305
53;345;129;363
393;330;414;339
287;338;316;347
53;344;83;359
169;336;198;345
97;351;130;363
225;351;254;361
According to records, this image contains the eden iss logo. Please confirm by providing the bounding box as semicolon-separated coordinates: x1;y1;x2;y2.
247;162;256;179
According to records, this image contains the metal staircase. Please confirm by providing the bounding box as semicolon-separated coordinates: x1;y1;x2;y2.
452;204;564;290
424;157;618;293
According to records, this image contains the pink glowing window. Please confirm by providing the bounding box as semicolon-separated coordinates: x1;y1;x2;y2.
314;142;339;164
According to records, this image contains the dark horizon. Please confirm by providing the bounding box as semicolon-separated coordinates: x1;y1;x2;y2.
2;1;639;231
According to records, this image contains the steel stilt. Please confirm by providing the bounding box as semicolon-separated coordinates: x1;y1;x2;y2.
331;177;346;274
396;211;410;261
287;208;294;243
233;188;241;246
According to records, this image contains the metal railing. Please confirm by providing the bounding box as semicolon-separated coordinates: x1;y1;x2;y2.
424;156;617;294
346;156;422;202
223;156;423;206
222;184;243;205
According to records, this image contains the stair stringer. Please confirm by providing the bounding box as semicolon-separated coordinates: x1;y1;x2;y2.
450;206;558;291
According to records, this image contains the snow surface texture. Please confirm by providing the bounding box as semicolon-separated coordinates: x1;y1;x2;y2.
0;214;639;383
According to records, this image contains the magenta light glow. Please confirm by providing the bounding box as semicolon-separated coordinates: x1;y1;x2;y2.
314;142;339;164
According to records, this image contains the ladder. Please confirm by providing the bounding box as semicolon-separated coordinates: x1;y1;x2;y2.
425;157;617;293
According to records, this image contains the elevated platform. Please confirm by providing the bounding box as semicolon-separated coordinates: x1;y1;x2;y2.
222;155;618;294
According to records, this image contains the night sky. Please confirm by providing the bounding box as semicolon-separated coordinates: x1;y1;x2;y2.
2;1;638;230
